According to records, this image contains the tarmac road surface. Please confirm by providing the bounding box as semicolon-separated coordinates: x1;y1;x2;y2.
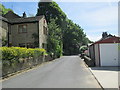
2;56;102;88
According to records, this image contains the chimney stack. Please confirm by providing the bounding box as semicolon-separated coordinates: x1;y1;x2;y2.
23;12;27;18
102;32;108;39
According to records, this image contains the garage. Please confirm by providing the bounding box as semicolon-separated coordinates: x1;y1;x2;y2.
100;43;118;66
89;35;120;67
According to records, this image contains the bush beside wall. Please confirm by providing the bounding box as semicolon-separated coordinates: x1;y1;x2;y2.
0;47;52;77
1;47;46;60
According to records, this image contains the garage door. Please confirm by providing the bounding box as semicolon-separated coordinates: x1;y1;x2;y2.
100;44;118;66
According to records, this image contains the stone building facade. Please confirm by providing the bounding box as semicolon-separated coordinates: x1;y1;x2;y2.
0;16;8;47
0;11;48;49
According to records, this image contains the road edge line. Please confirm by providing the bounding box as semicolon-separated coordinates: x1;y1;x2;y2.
82;59;104;90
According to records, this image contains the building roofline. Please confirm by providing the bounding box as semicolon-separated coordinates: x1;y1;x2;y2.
89;36;120;46
3;11;21;18
0;16;9;22
8;15;44;24
1;15;45;24
3;11;45;24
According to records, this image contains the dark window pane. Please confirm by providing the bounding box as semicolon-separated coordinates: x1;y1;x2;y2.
23;25;27;32
18;25;22;33
18;25;27;33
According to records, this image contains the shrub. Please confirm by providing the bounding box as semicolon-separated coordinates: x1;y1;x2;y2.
26;48;34;58
0;47;17;60
1;47;47;76
0;47;46;61
10;47;27;58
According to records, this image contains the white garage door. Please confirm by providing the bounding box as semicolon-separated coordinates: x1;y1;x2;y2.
100;44;118;66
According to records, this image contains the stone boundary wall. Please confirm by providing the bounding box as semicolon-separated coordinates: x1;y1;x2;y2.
2;55;54;77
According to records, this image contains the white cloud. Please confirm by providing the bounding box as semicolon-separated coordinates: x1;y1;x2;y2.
87;34;102;42
85;29;110;33
80;6;118;26
85;27;118;41
59;2;118;41
79;4;118;41
85;28;118;41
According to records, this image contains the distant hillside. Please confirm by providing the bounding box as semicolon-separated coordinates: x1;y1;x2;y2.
0;4;13;15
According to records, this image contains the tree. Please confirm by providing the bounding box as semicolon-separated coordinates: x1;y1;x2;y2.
37;1;91;55
36;1;66;24
37;1;66;56
63;20;90;55
0;4;13;15
47;19;62;58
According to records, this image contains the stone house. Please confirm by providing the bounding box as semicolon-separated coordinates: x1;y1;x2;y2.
0;11;48;49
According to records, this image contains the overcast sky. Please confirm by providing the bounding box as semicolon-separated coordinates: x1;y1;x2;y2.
2;1;118;41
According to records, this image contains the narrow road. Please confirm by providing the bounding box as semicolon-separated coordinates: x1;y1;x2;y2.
2;56;102;88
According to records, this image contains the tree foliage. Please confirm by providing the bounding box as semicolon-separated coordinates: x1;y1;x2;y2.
47;19;62;58
36;1;66;23
0;4;13;15
37;1;91;55
63;20;88;55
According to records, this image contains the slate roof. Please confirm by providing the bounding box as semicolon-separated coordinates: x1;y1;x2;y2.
3;11;21;19
8;16;44;24
2;11;44;24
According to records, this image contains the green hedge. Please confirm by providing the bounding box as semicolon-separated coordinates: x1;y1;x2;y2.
1;47;48;77
0;47;46;61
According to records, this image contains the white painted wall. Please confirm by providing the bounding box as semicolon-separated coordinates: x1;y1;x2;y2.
95;44;100;66
100;43;118;66
119;44;120;66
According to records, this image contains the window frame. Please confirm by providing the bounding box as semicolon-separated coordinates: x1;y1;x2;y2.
18;24;27;34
